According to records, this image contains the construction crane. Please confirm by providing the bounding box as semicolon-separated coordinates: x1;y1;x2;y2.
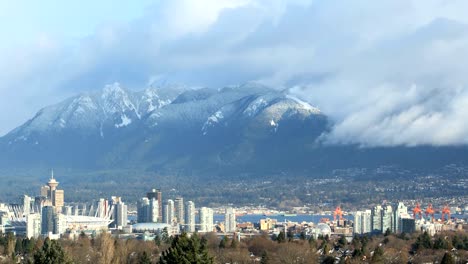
413;203;422;219
441;204;451;221
425;203;435;221
333;206;343;221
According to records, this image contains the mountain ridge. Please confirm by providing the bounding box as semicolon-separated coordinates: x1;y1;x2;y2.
0;83;327;171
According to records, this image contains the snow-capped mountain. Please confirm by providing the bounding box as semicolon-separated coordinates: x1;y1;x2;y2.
2;83;468;174
0;83;328;170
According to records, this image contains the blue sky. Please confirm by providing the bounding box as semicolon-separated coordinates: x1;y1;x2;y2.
2;0;468;146
0;1;152;45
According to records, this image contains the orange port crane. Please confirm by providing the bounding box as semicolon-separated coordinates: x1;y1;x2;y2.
333;206;343;221
441;204;451;221
413;203;422;219
425;203;435;221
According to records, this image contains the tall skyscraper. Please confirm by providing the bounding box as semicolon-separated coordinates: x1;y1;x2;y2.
224;207;236;233
40;171;64;211
23;195;32;216
137;197;150;223
41;206;56;235
163;199;175;224
137;197;158;223
382;205;393;233
147;189;162;221
185;201;196;233
393;202;408;233
371;205;383;233
199;207;214;232
149;198;159;223
174;197;184;224
111;197;128;228
354;210;372;234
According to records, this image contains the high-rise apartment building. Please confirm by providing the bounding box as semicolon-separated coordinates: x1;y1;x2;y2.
393;202;408;233
137;197;150;223
163;199;174;224
371;205;383;233
26;214;41;239
224;207;236;233
23;195;32;216
149;198;159;223
382;205;393;233
147;189;162;221
199;207;214;232
174;197;184;224
111;196;128;228
137;197;158;223
354;210;372;234
185;201;196;233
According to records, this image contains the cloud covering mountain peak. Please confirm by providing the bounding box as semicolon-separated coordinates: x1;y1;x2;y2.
2;1;468;147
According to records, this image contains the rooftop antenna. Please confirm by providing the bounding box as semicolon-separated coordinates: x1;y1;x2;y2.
51;169;54;179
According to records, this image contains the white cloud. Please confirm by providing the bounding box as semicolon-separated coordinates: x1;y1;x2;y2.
2;0;468;147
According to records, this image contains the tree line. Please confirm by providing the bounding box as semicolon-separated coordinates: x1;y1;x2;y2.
0;229;466;263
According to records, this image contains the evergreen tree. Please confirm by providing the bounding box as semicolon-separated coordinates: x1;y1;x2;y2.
308;236;316;248
159;232;214;264
15;238;23;254
161;227;169;243
371;246;384;264
298;231;305;240
338;235;347;247
260;251;270;264
384;228;391;236
154;233;162;246
287;229;294;241
219;236;228;249
414;231;432;250
33;238;72;264
277;231;286;243
322;255;335;264
25;237;35;254
433;237;448;250
440;252;455;264
230;237;238;249
138;251;152;264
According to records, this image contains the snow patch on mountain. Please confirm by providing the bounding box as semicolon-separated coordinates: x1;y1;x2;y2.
270;119;278;132
101;83;139;117
286;95;321;114
202;111;224;135
244;97;268;117
115;115;132;128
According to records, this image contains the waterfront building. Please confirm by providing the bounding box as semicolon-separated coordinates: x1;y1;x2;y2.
400;214;415;234
40;171;64;211
224;207;236;233
199;207;214;232
354;210;372;234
